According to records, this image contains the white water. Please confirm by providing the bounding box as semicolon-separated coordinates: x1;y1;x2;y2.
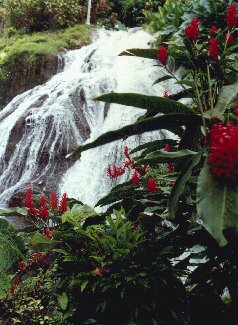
0;28;179;208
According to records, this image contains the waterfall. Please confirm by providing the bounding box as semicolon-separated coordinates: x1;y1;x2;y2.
0;28;179;208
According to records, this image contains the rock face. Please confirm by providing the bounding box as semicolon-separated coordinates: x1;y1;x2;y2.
0;52;59;110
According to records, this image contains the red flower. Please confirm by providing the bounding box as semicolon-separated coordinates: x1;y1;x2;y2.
147;178;157;192
209;26;218;34
107;165;125;179
184;18;200;42
29;252;51;266
132;170;139;186
25;189;33;208
207;123;238;181
164;144;171;152
131;224;138;232
40;196;47;207
124;146;130;160
59;193;68;214
233;108;238;115
209;38;219;61
226;3;237;29
50;191;58;212
44;227;52;239
168;163;175;173
136;164;147;176
163;90;169;98
39;206;49;221
18;261;29;275
11;277;21;294
225;32;234;45
157;46;167;66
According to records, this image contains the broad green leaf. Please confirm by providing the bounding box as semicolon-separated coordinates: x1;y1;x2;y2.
168;151;203;217
57;292;68;311
130;139;178;155
81;280;89;292
28;232;59;250
69;114;203;159
95;93;196;115
0;207;27;217
214;81;238;116
119;48;158;60
153;75;172;86
197;163;238;247
135;149;197;165
175;80;195;89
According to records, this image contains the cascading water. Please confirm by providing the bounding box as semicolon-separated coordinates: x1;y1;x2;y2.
0;28;180;208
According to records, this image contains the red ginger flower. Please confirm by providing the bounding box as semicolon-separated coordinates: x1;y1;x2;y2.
25;189;33;209
60;193;68;214
184;18;200;42
164;144;171;152
107;165;125;179
225;32;234;45
209;38;219;61
226;3;237;29
157;46;167;66
124;146;130;160
163;90;169;98
132;170;139;186
29;252;51;266
40;196;47;207
18;261;29;275
147;178;157;192
209;26;218;34
168;162;175;173
44;227;52;239
207;123;238;181
11;277;20;294
50;191;58;212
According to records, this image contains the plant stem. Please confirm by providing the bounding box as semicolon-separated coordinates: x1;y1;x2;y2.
207;62;214;117
195;74;207;135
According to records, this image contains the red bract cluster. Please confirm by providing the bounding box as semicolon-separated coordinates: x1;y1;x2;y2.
147;178;157;192
164;144;171;152
209;38;219;61
207;123;238;181
39;196;49;221
132;170;139;186
157;46;167;66
163;90;169;98
184;18;200;42
29;252;51;266
226;3;237;29
225;32;234;45
50;191;58;212
209;26;218;35
107;165;126;179
59;193;68;215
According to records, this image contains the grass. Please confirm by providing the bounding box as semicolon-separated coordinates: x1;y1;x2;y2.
0;24;91;65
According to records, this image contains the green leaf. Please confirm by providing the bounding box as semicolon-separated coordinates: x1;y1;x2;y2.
135;149;198;165
214;81;238;116
168;151;203;217
153;75;172;86
28;232;58;250
130;139;178;155
167;56;175;72
81;280;89;292
197;163;238;247
95;93;196;116
118;48;158;60
0;207;27;217
57;292;68;311
69;114;203;159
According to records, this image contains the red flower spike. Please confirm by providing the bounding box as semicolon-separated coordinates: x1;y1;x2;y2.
207;122;238;181
164;144;171;152
44;227;52;239
168;163;175;173
184;18;200;42
209;38;219;61
50;192;58;212
132;170;139;186
59;193;68;215
233;109;238;115
39;206;49;221
124;146;130;160
157;46;167;66
226;3;237;29
40;196;47;208
163;90;169;98
225;32;234;45
25;189;33;209
147;178;157;192
209;26;218;34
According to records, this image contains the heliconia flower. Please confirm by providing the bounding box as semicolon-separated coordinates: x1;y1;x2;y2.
168;163;175;173
40;196;47;207
39;206;49;221
209;26;218;34
50;192;58;212
209;38;219;61
207;122;238;181
184;18;200;42
124;146;130;160
226;3;237;29
225;32;234;45
25;189;33;208
157;46;167;66
147;178;157;192
163;90;169;98
164;144;171;152
132;170;139;186
59;193;68;215
44;227;52;239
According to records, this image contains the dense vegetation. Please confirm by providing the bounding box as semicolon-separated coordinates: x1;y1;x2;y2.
1;0;238;324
